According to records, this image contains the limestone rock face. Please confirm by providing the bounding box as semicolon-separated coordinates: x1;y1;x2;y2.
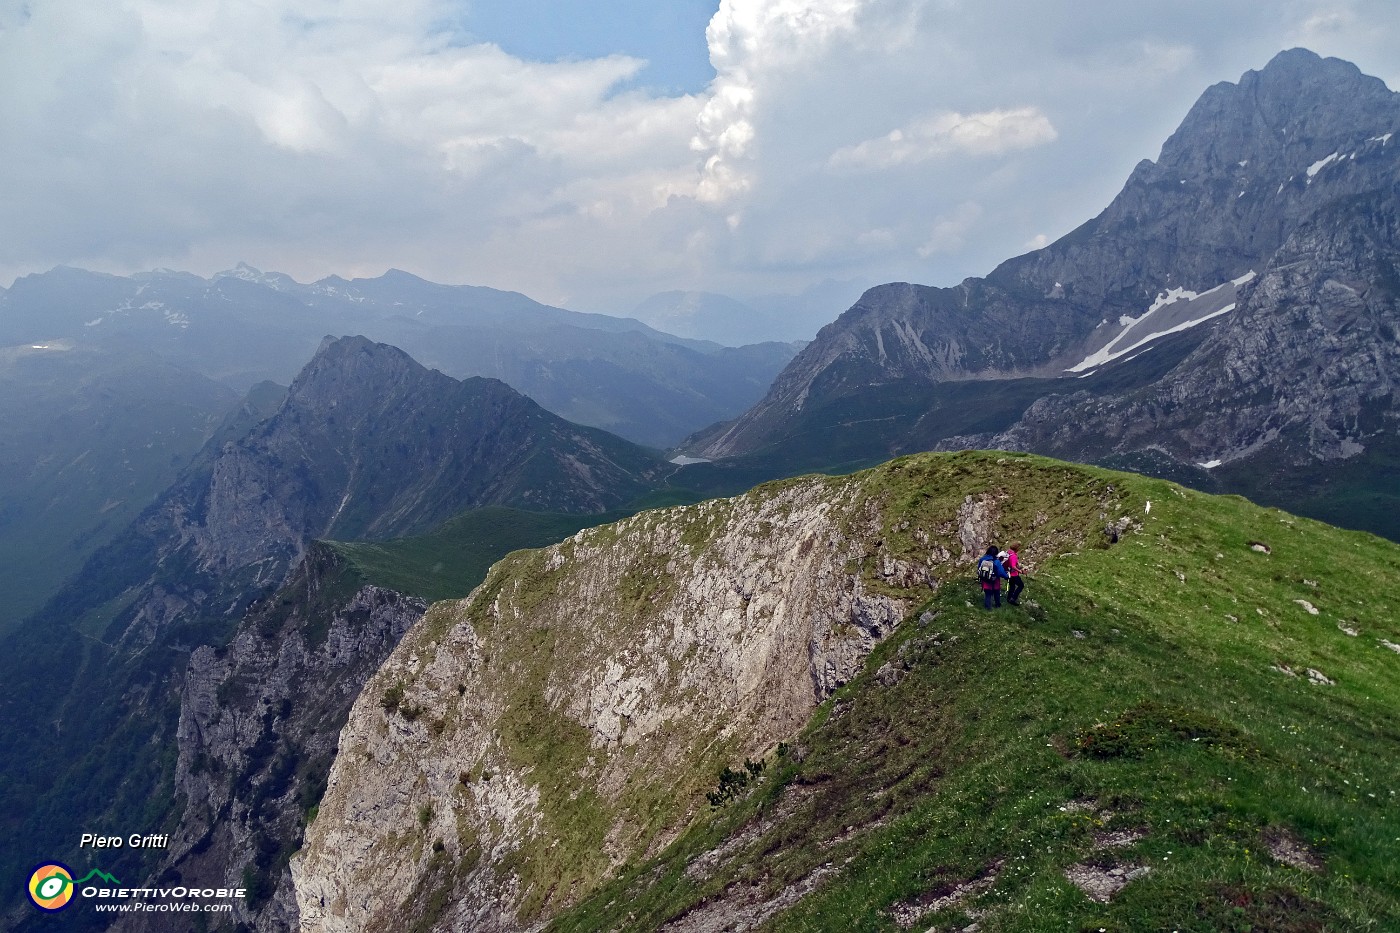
984;196;1400;468
295;476;928;932
694;49;1400;461
3;335;663;928
77;335;664;653
114;546;425;933
293;456;1116;933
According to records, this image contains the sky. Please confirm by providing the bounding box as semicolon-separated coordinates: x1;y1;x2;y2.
1;0;1396;329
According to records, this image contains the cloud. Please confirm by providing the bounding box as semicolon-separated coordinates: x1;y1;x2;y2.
917;202;983;257
1297;4;1357;38
692;0;867;203
0;0;709;287
1;0;1398;323
828;107;1057;171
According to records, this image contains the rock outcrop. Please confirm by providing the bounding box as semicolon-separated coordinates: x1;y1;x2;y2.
0;336;663;918
112;546;425;932
692;50;1400;464
293;454;1128;932
40;335;663;656
982;195;1400;468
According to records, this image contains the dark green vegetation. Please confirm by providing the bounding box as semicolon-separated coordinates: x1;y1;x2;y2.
0;337;676;927
1102;433;1400;547
0;541;415;932
0;344;236;632
184;544;421;919
685;51;1400;547
679;329;1201;505
687;334;1400;546
1212;433;1400;545
323;455;879;606
551;454;1400;931
327;507;638;602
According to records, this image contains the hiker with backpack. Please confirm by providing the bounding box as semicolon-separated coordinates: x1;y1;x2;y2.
976;546;1009;609
1003;544;1024;605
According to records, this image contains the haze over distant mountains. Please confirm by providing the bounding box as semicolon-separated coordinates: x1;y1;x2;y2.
0;336;676;928
0;265;801;448
2;46;1398;933
0;343;236;630
0;266;802;634
629;278;867;344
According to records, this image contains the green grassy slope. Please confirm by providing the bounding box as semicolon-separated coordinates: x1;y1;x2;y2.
551;454;1400;932
322;496;708;603
1214;434;1400;545
322;507;627;603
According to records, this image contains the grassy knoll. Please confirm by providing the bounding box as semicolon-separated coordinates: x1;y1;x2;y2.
550;454;1400;932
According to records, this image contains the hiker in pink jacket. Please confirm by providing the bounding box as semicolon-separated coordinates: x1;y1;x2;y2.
1003;543;1024;605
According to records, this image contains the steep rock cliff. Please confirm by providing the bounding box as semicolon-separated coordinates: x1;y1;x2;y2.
984;194;1400;468
695;49;1400;460
294;454;1131;932
0;337;663;918
112;545;424;933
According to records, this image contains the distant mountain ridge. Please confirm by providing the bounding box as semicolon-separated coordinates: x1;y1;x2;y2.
979;192;1400;466
292;451;1400;931
686;49;1400;538
35;335;664;652
0;336;668;918
0;265;801;447
694;49;1399;459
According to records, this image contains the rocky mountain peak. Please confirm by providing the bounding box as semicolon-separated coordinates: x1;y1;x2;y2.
282;336;531;437
691;49;1399;461
291;334;447;404
1148;48;1397;180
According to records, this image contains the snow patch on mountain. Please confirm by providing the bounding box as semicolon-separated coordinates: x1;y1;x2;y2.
1306;152;1340;179
1065;272;1255;375
214;263;294;291
1143;286;1200;316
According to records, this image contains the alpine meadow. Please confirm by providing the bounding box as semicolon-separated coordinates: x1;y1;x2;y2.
1;9;1398;933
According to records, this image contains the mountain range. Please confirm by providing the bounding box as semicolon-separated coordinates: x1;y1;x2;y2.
3;46;1399;933
0;343;236;632
0;265;798;633
686;49;1399;538
0;336;674;930
293;451;1400;931
0;265;800;448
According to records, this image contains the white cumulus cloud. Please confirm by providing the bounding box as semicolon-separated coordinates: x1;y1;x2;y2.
2;0;1399;322
828;107;1058;170
0;0;705;295
693;0;868;203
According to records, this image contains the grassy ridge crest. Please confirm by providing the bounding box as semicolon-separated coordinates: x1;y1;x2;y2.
543;451;1400;932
